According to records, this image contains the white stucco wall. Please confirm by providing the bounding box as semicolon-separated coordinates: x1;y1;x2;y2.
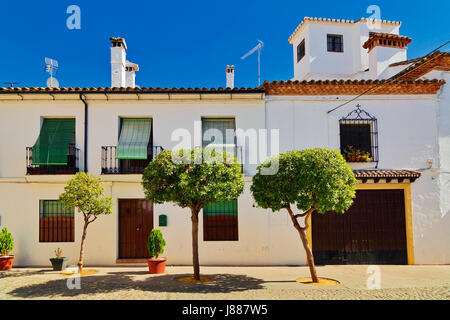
265;94;450;264
291;20;401;81
0;90;449;266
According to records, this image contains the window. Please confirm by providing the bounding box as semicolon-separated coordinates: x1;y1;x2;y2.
339;104;378;163
327;34;343;52
117;118;153;174
39;200;74;242
202;118;237;157
297;39;305;62
27;118;79;174
203;200;238;241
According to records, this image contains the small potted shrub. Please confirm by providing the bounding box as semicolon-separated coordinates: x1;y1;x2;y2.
50;248;69;271
147;228;167;274
0;227;14;270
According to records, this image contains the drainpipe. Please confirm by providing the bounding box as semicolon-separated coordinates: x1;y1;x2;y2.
79;94;88;172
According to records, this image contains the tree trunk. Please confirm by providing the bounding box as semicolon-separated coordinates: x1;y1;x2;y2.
190;207;200;280
286;206;319;283
78;220;89;272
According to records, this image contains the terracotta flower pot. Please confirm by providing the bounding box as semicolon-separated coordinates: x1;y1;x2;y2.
147;257;167;274
0;255;14;270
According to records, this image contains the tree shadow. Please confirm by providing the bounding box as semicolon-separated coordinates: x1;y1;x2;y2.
0;268;56;279
7;273;264;298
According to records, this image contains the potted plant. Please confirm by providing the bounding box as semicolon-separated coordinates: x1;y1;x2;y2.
0;227;14;270
50;248;69;271
343;146;356;162
147;228;167;274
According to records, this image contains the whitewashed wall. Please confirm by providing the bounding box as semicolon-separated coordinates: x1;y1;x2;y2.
266;94;450;264
291;20;401;80
1;91;449;266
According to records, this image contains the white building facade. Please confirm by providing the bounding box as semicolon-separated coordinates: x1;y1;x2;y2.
0;18;449;267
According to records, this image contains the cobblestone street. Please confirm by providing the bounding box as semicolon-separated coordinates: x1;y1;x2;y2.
0;265;449;300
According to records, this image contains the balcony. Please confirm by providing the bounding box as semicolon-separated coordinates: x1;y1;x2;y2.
26;144;80;175
101;145;164;174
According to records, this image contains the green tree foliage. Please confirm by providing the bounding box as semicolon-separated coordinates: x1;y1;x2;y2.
59;172;113;271
0;227;14;256
142;149;244;280
147;229;166;259
251;149;356;282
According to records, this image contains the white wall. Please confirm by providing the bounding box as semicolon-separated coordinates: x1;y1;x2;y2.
0;101;85;177
1;90;449;265
266;94;450;264
291;20;402;80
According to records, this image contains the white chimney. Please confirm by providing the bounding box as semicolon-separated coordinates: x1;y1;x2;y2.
125;61;139;88
363;33;411;79
226;65;235;89
110;37;127;87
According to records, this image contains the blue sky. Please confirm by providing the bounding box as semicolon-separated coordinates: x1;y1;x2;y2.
1;0;448;88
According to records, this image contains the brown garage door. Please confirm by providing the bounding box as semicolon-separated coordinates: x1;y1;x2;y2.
119;199;154;259
312;189;407;265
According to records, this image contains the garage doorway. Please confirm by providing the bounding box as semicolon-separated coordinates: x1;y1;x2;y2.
312;189;408;265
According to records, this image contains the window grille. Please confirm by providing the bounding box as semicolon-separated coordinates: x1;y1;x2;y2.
297;39;305;62
327;34;344;52
203;200;238;241
39;200;74;242
339;104;378;163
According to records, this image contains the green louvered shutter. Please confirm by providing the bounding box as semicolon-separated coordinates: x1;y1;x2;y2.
31;119;75;165
116;119;152;160
203;200;238;217
202;118;237;157
203;200;238;241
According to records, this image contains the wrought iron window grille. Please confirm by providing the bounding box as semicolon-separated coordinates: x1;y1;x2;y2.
339;104;379;166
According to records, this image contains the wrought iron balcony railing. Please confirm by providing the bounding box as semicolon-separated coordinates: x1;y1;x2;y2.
26;144;80;175
101;145;164;174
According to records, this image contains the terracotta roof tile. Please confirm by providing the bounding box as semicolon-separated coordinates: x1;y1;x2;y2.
363;32;412;51
390;51;450;81
354;169;420;182
0;86;264;94
263;79;445;95
288;17;401;44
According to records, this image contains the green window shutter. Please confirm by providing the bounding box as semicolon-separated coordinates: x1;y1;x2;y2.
39;200;74;218
203;200;238;217
31;119;75;165
202;118;236;148
202;118;237;157
116;119;152;160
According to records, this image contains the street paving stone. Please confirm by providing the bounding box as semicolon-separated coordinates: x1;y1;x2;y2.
0;265;449;300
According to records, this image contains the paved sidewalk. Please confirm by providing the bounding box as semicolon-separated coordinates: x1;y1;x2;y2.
0;265;449;300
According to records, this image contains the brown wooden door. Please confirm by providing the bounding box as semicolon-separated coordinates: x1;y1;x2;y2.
119;199;154;259
312;189;407;265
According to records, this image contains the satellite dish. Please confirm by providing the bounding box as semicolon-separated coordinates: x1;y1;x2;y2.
46;77;59;88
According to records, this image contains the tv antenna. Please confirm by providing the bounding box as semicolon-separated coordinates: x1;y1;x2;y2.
44;57;59;88
241;40;264;86
3;82;20;87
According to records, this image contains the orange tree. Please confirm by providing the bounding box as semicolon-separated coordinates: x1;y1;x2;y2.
142;149;244;280
59;172;113;271
251;149;356;282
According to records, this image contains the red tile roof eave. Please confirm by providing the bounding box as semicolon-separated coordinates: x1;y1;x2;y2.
353;169;421;182
0;87;265;94
263;79;445;96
